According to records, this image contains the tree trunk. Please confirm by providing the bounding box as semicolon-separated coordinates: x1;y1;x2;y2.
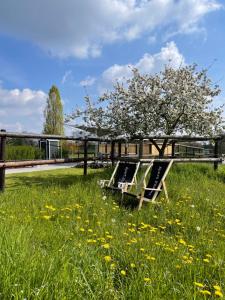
158;139;168;158
147;138;169;158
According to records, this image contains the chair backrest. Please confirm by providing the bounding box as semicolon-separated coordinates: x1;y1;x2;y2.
144;161;172;199
112;162;138;187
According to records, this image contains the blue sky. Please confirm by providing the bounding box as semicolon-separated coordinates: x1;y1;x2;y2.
0;0;224;133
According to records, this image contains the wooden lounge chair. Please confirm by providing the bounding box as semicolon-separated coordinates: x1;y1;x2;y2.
99;161;140;193
123;160;173;210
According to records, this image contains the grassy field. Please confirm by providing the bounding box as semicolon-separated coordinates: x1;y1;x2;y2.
0;164;224;299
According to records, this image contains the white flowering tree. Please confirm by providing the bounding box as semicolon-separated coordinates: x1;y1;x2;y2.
67;64;224;157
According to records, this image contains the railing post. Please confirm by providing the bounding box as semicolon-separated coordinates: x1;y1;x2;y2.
118;142;122;158
111;140;115;166
139;139;143;159
125;142;128;156
0;129;6;192
83;139;88;175
214;139;219;171
171;141;176;158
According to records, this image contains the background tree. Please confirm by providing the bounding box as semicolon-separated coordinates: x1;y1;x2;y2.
43;85;64;135
67;64;224;157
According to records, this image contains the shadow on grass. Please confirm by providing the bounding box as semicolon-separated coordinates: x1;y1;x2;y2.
104;188;140;210
6;168;111;191
120;195;139;210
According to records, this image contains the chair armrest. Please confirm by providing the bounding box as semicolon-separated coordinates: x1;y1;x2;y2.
118;182;130;192
118;182;127;189
144;187;162;191
126;182;134;186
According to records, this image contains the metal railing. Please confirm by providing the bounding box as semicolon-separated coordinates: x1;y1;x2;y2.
0;129;224;192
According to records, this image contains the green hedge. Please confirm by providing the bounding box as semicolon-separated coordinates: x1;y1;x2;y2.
6;145;43;161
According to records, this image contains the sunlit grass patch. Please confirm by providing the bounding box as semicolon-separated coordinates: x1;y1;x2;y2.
0;164;224;299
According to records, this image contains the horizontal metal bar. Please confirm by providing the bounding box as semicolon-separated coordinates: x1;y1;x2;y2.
135;135;223;141
0;158;84;169
142;158;223;163
0;130;224;142
119;157;223;163
0;131;113;142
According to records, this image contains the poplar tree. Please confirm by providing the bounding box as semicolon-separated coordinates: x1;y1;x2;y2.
43;85;64;135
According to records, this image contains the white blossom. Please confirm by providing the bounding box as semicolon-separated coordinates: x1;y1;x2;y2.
68;64;224;156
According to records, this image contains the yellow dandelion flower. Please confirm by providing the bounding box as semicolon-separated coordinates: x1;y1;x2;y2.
146;255;156;261
203;258;210;263
87;239;96;243
200;290;211;296
130;238;138;243
106;235;113;239
120;270;126;276
159;226;166;230
130;263;136;268
144;277;151;282
98;237;106;243
194;282;204;288
104;256;111;262
45;205;56;211
88;229;93;233
102;243;110;249
186;259;193;264
140;248;145;252
179;239;187;245
215;290;223;298
110;263;116;269
213;285;222;291
182;255;188;260
80;228;85;232
42;215;51;220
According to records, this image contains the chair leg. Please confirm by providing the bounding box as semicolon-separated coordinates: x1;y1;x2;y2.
138;197;144;210
162;181;168;201
121;192;124;204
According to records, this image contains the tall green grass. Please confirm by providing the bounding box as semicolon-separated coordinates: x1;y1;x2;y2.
6;145;43;160
0;164;224;299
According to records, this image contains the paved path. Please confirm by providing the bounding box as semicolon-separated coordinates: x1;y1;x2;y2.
6;163;77;174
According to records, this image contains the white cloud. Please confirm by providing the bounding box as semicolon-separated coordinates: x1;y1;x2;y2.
0;0;221;58
80;76;96;87
0;121;23;132
100;41;185;91
0;86;47;132
61;70;72;84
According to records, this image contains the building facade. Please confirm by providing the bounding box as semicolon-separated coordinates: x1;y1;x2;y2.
98;141;204;158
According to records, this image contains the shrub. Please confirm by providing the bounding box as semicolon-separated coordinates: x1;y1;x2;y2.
6;145;43;161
